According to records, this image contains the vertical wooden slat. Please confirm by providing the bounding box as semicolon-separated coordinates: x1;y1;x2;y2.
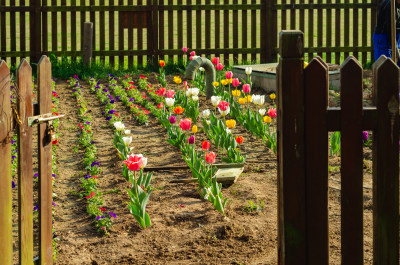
159;0;165;61
137;0;144;67
42;0;49;54
223;0;229;64
260;0;267;63
17;59;33;265
353;0;358;60
251;0;256;62
100;0;105;62
38;56;53;265
326;0;332;63
304;57;329;265
299;0;305;33
308;0;313;60
344;0;349;59
168;0;174;62
196;0;202;56
128;0;133;67
118;0;124;68
290;0;295;29
90;0;95;62
371;1;378;62
150;0;158;66
52;0;58;53
277;30;306;265
0;61;12;265
83;22;93;66
335;0;340;64
109;0;115;66
0;0;5;61
232;0;238;64
317;0;323;57
215;0;220;59
80;0;85;50
361;3;367;65
272;1;277;62
372;57;399;265
242;0;247;62
71;0;76;58
10;0;16;65
32;0;42;63
21;0;26;61
61;0;67;57
281;0;287;30
205;0;211;58
340;56;363;265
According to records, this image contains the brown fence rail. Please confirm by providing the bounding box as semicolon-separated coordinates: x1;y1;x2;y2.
277;30;399;265
0;0;380;67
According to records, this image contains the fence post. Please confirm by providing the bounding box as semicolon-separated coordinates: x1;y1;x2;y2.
30;0;42;63
0;60;12;265
38;55;53;265
17;59;34;265
372;56;399;265
83;22;93;66
277;30;306;265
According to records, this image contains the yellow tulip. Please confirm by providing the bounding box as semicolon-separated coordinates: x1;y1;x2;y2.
192;125;198;134
232;89;241;97
269;93;276;100
226;119;236;129
213;81;219;87
304;62;308;68
238;98;246;105
264;116;272;123
246;95;252;102
227;78;232;84
173;76;182;84
220;79;229;86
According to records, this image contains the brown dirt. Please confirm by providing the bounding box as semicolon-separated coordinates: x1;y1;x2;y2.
52;72;375;265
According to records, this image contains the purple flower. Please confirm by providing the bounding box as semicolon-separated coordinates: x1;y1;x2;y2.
52;173;56;177
52;201;57;207
129;98;134;102
84;174;91;179
362;131;368;143
108;109;116;114
96;215;101;220
72;89;77;92
169;116;176;124
103;88;109;92
91;141;96;144
101;112;105;115
85;121;91;124
109;212;117;218
11;140;16;144
91;161;99;167
106;116;112;121
110;100;115;104
188;135;195;144
11;181;16;189
34;173;38;178
116;96;120;100
11;155;16;159
52;232;58;239
33;205;39;211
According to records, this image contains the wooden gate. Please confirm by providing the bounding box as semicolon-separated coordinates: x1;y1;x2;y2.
0;55;57;265
277;30;399;265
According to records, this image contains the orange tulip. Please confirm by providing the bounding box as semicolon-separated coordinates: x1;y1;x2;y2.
173;106;184;114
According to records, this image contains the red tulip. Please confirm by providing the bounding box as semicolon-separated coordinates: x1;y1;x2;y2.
216;63;224;71
182;47;189;53
212;57;220;65
205;152;217;164
267;108;277;118
236;136;244;144
217;100;229;111
123;155;143;171
166;90;176;98
179;118;191;130
190;51;196;56
225;71;233;79
242;84;251;94
157;102;164;109
202;141;211;150
231;78;241;87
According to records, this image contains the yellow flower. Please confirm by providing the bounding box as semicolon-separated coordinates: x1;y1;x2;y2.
227;78;232;84
213;81;219;87
173;76;182;84
220;79;229;86
304;62;308;68
238;98;247;105
269;93;276;100
232;89;241;97
226;119;236;129
192;125;198;134
263;116;271;123
246;95;252;102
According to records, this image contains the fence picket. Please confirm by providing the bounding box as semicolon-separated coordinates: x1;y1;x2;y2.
10;0;16;65
0;60;12;265
340;56;363;265
223;0;229;64
109;0;115;66
372;57;399;265
0;0;5;61
233;0;238;64
17;59;34;265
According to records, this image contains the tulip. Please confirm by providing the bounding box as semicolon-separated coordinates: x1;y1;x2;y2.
206;120;211;125
114;121;125;131
199;67;205;71
232;89;241;97
269;93;276;100
165;98;175;107
226;119;236;129
188;135;195;144
192;96;199;101
156;87;166;96
226;128;231;134
362;131;368;142
192;125;198;134
219;106;230;116
212;57;220;65
259;109;266;116
213;81;219;87
189;56;194;61
124;130;131;135
182;47;189;52
246;95;252;102
169;115;176;124
157;102;164;109
186;89;192;97
179;118;191;130
211;96;221;107
267;108;277;118
252;95;265;105
190;51;196;56
217;100;229;111
231;78;241;87
123;155;143;171
174;106;185;114
225;71;233;79
216;63;224;71
238;98;247;105
202;109;211;118
245;67;252;75
264;116;272;123
205;152;217;164
159;60;166;67
202;141;211;150
220;79;229;86
236;136;244;144
173;76;182;84
183;81;188;86
242;84;251;94
166;90;176;98
191;88;200;96
123;136;132;145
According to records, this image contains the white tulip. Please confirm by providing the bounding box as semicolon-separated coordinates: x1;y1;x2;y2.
202;109;211;118
252;95;265;106
191;88;200;96
114;121;125;131
192;96;199;101
259;109;266;116
226;128;231;134
192;55;200;60
206;120;211;125
186;89;192;97
204;187;212;200
165;98;175;107
219;106;230;116
199;67;205;71
129;147;134;152
135;154;148;168
211;96;221;107
122;136;132;145
245;67;252;75
124;129;131;135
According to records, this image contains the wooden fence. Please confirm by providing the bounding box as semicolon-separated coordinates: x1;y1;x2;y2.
0;0;380;67
277;30;399;264
0;56;55;265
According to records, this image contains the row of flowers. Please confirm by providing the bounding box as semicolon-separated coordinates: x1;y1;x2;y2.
69;76;116;234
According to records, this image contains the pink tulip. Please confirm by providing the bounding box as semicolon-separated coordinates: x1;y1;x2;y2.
190;51;196;56
216;63;224;71
242;84;251;94
205;152;217;164
231;78;241;87
123;155;143;171
183;81;188;86
212;57;220;65
225;71;233;79
166;90;176;98
182;47;189;53
189;56;193;61
217;101;229;111
268;108;277;118
179;118;192;130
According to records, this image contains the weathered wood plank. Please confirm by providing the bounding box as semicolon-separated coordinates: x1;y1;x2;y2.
196;0;202;56
232;0;238;64
242;0;248;62
372;57;399;265
61;0;67;58
251;0;256;62
100;0;105;62
205;0;211;58
353;0;359;60
128;0;133;67
38;55;53;265
118;0;124;68
159;0;165;61
304;57;329;265
344;0;349;59
137;0;144;66
83;22;93;66
17;59;33;265
215;0;221;59
52;0;58;53
0;0;6;61
71;0;76;58
223;0;229;64
109;0;115;66
340;56;363;265
317;0;322;57
0;60;12;265
10;0;16;65
168;0;174;62
326;0;332;63
21;0;26;61
308;0;313;60
277;30;306;265
335;0;340;64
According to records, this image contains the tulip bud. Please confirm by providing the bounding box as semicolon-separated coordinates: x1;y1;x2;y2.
188;135;195;144
192;125;198;134
245;67;252;75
